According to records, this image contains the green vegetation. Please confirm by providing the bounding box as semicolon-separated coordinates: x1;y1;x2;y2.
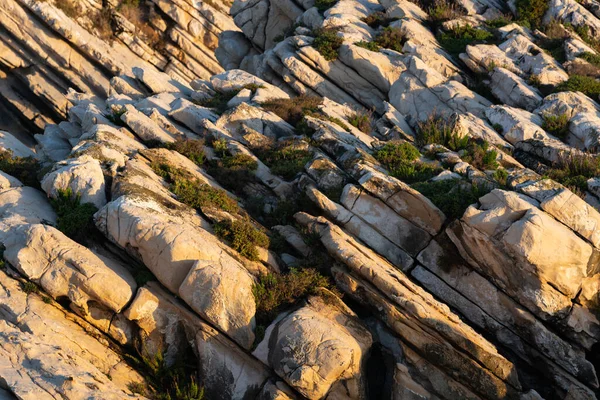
257;143;312;180
315;0;338;11
580;51;600;67
128;350;204;400
21;281;40;294
165;139;205;166
198;90;240;114
485;15;513;28
214;219;269;261
312;28;344;61
262;96;323;127
416;115;468;149
0;149;41;188
50;189;99;242
428;0;465;23
374;142;440;183
528;74;542;87
107;108;127;126
555;74;600;98
374;27;404;52
172;179;239;213
348;111;373;134
514;0;548;29
222;154;258;170
542;113;570;140
252;268;331;325
152;163;239;213
211;137;229;157
355;40;381;52
546;153;600;195
493;168;508;186
565;23;600;53
205;139;258;193
361;11;394;28
461;141;499;170
437;24;494;56
412;179;490;218
415;115;500;170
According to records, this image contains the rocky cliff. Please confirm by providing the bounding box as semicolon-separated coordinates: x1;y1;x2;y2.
0;0;600;399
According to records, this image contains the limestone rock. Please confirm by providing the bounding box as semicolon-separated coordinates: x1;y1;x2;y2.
254;293;372;399
41;155;107;209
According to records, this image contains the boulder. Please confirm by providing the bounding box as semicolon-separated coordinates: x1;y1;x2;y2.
95;195;258;348
0;187;56;233
297;213;522;399
3;223;136;320
0;269;145;399
41;155;107;209
449;190;593;320
178;259;257;350
490;67;542;111
389;56;492;124
254;293;372;399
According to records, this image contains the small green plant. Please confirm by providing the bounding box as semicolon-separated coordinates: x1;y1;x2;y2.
107;108;127;126
492;123;503;133
514;0;548;29
214;219;269;261
252;268;331;324
348;111;373;134
50;188;99;242
152;163;239;213
211;138;229;157
198;90;241;114
412;179;490;218
542;113;570;140
0;149;41;188
579;51;600;69
165;139;205;166
21;281;39;294
375;142;421;165
314;0;338;11
546;153;600;195
355;40;381;52
172;179;239;213
128;349;204;400
528;74;542;87
361;11;394;28
555;75;600;98
416;115;469;150
374;142;439;183
222;154;258;170
312;28;344;61
438;24;494;56
258;144;312;180
461;140;499;170
485;15;513;28
261;95;323;127
374;27;404;52
428;0;465;22
493;168;508;186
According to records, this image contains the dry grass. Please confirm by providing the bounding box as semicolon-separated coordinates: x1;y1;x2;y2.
52;0;82;19
118;2;165;51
